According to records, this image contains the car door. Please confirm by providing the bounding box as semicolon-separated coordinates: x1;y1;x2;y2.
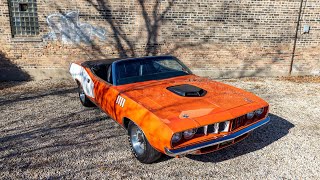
93;65;120;120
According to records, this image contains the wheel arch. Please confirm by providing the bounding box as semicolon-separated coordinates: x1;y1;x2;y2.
122;117;131;130
123;117;155;143
75;78;81;86
122;116;172;154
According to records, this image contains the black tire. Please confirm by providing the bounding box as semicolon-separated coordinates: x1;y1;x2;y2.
78;83;95;107
128;121;161;164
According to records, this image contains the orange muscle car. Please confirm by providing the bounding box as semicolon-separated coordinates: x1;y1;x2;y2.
69;56;270;163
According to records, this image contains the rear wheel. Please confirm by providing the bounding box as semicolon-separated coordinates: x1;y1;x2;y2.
78;83;95;107
128;121;161;164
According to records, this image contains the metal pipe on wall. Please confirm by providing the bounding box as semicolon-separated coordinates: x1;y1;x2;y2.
289;0;305;75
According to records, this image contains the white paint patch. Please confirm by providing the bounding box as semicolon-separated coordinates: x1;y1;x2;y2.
69;63;95;98
44;11;106;44
116;95;126;108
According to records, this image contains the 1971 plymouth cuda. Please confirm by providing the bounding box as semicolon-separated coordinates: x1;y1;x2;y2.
69;55;270;163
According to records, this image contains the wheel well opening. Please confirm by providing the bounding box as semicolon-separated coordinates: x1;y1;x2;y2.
75;79;80;86
123;117;131;129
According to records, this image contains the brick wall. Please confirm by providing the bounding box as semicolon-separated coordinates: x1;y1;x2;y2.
0;0;319;80
294;0;320;75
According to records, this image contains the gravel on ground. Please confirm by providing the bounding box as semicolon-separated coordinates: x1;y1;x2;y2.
0;76;319;179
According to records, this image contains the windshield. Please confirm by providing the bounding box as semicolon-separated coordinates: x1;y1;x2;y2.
114;57;192;85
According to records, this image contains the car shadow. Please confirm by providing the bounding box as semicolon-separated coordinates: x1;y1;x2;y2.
162;113;294;163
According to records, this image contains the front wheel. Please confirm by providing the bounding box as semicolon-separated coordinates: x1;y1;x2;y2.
128;121;161;164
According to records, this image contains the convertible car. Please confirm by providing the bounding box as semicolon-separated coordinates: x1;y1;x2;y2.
70;55;270;163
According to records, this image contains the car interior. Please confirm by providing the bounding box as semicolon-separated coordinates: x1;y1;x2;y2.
90;63;113;83
82;56;191;86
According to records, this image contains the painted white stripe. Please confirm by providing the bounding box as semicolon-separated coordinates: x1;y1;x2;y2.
120;96;123;104
116;95;126;107
116;96;121;104
119;96;123;105
119;97;124;106
118;97;122;106
121;99;126;107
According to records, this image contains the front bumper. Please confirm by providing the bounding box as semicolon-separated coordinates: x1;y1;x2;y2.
165;116;270;157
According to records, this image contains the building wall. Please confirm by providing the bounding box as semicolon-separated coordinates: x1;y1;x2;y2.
0;0;319;81
294;0;320;75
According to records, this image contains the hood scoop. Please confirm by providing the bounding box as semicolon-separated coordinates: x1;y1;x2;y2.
167;84;207;97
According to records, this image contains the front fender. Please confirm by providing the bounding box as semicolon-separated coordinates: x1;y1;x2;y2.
119;98;173;153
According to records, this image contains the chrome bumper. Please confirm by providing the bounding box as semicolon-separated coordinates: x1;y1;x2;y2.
165;116;270;157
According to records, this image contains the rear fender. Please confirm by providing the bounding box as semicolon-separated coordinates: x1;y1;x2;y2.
69;63;95;98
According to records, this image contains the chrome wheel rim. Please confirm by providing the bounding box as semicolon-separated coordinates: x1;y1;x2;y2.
79;87;85;102
131;125;146;155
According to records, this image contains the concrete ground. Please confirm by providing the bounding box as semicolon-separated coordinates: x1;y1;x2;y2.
0;77;319;179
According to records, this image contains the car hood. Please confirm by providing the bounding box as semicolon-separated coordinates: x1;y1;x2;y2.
120;75;267;129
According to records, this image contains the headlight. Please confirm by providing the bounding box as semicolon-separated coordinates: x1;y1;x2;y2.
246;112;255;119
172;132;182;143
255;108;264;116
183;129;197;139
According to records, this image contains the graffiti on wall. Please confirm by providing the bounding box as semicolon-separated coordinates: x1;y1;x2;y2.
44;11;106;44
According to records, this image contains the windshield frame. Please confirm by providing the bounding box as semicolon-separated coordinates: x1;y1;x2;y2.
111;56;192;86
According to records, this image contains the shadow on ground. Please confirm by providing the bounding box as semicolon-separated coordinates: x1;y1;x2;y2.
0;87;77;107
187;113;294;163
0;50;31;83
0;110;108;158
0;107;122;174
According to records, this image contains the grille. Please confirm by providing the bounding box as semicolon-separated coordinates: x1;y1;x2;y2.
230;106;268;131
196;122;228;135
196;106;268;135
231;116;246;131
